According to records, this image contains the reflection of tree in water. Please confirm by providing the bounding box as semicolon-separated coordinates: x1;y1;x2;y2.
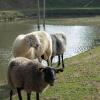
0;49;12;99
0;84;10;99
0;84;17;99
0;49;11;84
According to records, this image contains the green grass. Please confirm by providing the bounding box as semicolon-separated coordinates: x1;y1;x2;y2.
2;46;100;100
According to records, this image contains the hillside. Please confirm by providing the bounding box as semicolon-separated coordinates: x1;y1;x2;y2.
0;0;100;10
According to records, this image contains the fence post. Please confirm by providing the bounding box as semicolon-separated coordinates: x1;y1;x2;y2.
37;0;40;30
43;0;46;30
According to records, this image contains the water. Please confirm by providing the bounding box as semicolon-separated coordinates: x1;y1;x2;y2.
0;21;100;84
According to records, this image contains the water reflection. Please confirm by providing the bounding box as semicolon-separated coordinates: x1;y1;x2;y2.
39;25;100;58
0;22;100;84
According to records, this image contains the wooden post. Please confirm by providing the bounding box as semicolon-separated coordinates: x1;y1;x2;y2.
43;0;46;30
37;0;40;30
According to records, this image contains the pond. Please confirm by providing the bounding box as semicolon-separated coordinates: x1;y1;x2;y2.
0;21;100;84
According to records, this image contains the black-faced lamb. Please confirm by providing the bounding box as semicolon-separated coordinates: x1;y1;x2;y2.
50;32;67;69
8;57;62;100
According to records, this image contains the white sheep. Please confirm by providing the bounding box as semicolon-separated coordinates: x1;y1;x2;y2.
7;57;62;100
50;32;67;69
12;31;52;63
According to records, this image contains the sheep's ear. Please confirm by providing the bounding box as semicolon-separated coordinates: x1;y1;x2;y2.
39;68;45;72
54;68;64;73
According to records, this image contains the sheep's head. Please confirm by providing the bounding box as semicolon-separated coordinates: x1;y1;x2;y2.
39;67;63;86
39;67;56;86
25;34;41;49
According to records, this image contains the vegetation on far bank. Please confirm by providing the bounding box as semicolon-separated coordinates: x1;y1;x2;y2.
1;8;100;23
1;12;100;26
46;16;100;25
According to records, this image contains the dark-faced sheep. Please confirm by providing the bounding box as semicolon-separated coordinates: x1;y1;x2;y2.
12;31;52;63
50;32;67;70
8;57;62;100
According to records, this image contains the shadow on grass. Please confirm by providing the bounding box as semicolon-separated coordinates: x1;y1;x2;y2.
0;84;17;100
0;84;10;99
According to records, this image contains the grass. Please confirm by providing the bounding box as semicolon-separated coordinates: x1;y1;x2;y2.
1;46;100;100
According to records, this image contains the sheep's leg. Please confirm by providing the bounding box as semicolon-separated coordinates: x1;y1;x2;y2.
17;88;22;100
51;56;53;66
10;90;13;100
47;59;49;66
38;57;42;63
36;92;39;100
57;55;61;67
61;54;64;69
27;93;31;100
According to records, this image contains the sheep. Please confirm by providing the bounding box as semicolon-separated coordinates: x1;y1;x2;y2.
8;57;62;100
50;32;67;70
12;31;52;63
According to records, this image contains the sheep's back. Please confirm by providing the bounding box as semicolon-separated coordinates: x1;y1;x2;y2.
8;57;33;87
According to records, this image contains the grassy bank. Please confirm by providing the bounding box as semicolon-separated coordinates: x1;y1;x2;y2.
41;46;100;100
1;46;100;100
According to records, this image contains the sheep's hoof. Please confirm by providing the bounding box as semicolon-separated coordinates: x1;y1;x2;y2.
58;68;64;72
60;68;64;72
55;68;64;73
